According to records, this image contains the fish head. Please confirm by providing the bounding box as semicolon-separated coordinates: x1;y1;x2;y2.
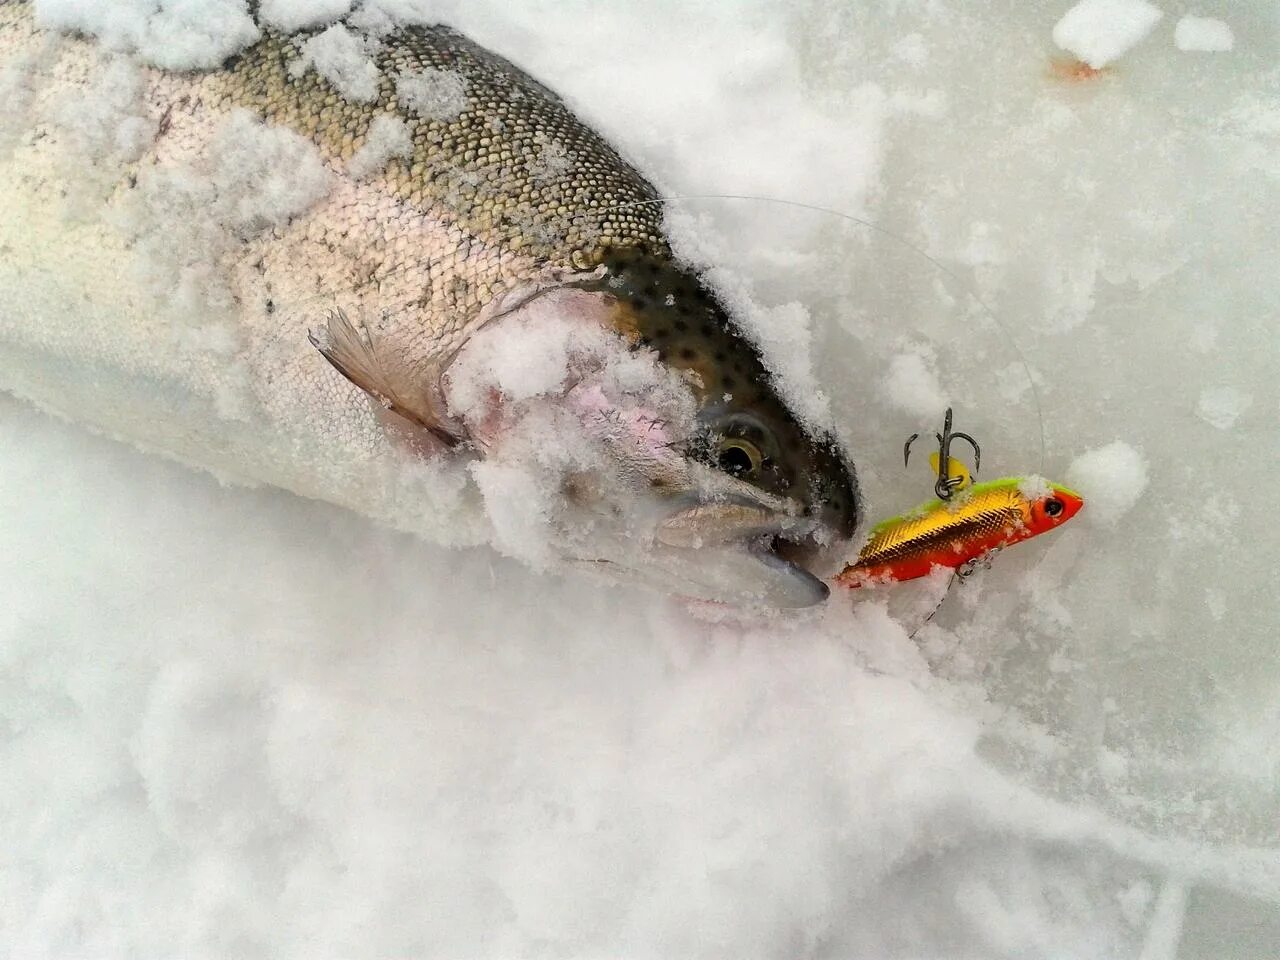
573;253;860;607
1024;481;1085;534
446;262;859;608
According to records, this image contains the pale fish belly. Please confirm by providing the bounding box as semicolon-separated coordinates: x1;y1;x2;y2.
0;15;556;546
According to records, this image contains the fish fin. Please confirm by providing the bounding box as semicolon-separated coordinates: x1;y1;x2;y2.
309;308;464;449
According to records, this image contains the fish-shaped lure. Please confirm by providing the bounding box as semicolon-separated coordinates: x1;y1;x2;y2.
836;477;1083;587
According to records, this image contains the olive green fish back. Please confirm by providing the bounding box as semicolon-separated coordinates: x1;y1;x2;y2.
220;22;671;270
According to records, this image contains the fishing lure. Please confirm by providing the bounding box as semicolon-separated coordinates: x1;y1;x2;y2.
835;476;1083;588
837;408;1083;588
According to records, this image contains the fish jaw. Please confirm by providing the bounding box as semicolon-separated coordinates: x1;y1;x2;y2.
588;538;831;609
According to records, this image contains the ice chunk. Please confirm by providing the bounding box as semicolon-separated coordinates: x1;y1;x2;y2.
396;67;469;121
347;114;411;179
290;24;381;103
1065;440;1149;527
1174;15;1233;52
1196;385;1251;430
259;0;354;33
1052;0;1164;68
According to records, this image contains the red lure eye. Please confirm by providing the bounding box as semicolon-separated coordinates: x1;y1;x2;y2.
1044;498;1064;518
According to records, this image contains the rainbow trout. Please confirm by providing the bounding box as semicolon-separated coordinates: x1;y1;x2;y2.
0;1;858;606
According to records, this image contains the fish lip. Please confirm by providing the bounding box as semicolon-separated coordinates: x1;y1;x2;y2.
654;493;798;549
746;537;830;606
653;495;832;607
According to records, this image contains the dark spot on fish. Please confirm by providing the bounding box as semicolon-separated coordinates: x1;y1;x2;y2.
714;351;726;363
633;296;649;309
679;347;696;361
673;320;687;332
723;376;737;390
265;299;275;314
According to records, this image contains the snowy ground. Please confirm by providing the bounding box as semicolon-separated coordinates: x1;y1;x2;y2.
2;0;1280;956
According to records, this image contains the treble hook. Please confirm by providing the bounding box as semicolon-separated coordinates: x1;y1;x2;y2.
903;407;981;501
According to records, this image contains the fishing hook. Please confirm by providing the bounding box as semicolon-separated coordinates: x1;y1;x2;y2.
903;407;981;501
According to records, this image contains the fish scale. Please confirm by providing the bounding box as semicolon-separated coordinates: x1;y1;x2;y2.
218;23;670;268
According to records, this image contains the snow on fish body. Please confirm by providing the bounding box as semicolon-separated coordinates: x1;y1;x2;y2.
0;1;858;606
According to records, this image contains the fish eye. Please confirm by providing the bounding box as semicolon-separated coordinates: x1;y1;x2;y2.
1044;497;1064;518
717;438;763;478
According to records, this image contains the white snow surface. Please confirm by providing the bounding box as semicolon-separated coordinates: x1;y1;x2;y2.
4;0;1280;957
1053;0;1165;68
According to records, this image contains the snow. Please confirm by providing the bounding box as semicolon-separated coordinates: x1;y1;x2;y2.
396;66;469;121
258;0;353;34
118;108;332;316
1052;0;1165;68
33;0;260;70
1065;441;1149;527
881;348;948;419
3;0;1280;956
1175;15;1234;53
289;23;380;103
346;112;411;180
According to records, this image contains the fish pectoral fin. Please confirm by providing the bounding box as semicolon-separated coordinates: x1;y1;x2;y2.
309;308;464;449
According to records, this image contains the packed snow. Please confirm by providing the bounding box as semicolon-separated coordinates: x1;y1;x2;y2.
2;0;1280;957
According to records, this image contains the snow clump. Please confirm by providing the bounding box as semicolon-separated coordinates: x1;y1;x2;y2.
347;113;412;179
1052;0;1165;68
880;347;948;419
1174;15;1234;52
289;23;381;103
1065;440;1149;527
258;0;354;33
33;0;260;70
396;67;469;121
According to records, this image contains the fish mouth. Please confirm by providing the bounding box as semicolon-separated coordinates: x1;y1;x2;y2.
648;496;832;608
